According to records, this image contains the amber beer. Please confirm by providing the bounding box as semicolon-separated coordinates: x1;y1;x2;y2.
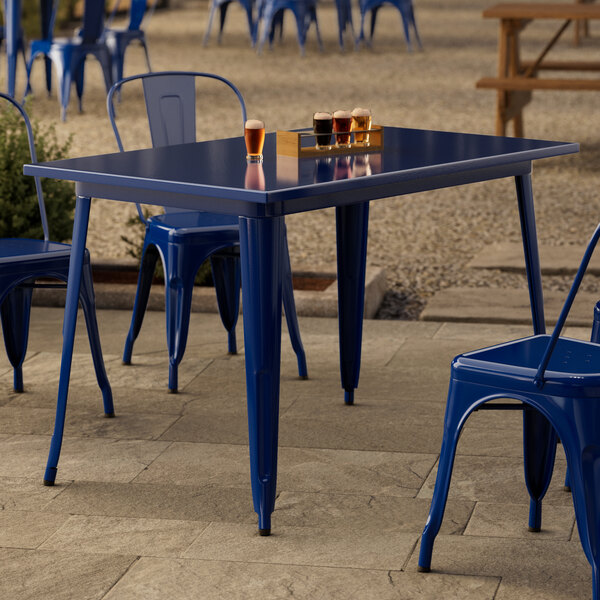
333;110;352;148
313;112;333;150
351;107;372;145
244;119;265;162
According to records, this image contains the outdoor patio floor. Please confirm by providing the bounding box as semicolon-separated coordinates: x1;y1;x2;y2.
0;306;593;599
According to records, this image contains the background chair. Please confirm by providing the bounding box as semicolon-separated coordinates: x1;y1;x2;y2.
0;92;114;482
357;0;421;50
256;0;323;54
107;71;308;392
418;222;600;600
24;0;112;121
104;0;155;89
1;0;29;88
203;0;256;46
334;0;354;49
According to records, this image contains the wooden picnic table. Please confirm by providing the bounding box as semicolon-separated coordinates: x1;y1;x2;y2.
477;2;600;136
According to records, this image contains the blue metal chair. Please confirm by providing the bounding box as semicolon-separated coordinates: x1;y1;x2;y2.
24;0;112;121
418;222;600;600
0;92;114;481
256;0;323;54
107;71;308;392
203;0;256;45
1;0;28;87
357;0;421;50
104;0;155;88
334;0;354;49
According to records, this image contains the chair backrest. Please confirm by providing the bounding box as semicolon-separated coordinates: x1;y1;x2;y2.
80;0;106;43
534;221;600;387
0;93;49;242
107;71;247;220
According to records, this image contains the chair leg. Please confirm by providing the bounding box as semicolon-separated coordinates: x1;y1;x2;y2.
75;59;85;113
245;6;256;45
397;7;413;51
565;299;600;491
369;7;380;44
407;4;423;49
0;284;34;393
123;244;159;365
140;38;152;72
418;378;481;572
210;253;241;355
556;402;600;600
281;229;308;379
203;0;218;45
218;2;231;44
58;65;72;122
165;263;197;393
523;408;557;531
79;261;114;417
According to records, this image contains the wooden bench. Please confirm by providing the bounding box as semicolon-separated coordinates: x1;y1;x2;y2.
477;3;600;136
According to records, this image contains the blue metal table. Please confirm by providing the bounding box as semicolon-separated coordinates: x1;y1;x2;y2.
24;126;578;534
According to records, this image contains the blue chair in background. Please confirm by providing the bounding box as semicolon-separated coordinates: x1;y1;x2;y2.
418;222;600;600
256;0;322;54
334;0;354;49
104;0;155;88
107;71;308;392
0;92;114;483
24;0;112;121
203;0;256;45
1;0;28;87
358;0;421;50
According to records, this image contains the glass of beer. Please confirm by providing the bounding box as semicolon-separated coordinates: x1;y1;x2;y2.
313;112;333;150
351;108;372;146
333;110;352;148
245;119;265;162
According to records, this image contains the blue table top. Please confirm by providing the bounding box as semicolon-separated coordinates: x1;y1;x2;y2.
25;126;578;217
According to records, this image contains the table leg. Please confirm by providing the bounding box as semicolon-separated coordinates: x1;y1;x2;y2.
336;202;369;406
239;215;284;535
515;173;557;531
44;195;91;485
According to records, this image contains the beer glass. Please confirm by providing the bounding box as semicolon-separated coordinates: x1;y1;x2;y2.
351;108;372;146
245;119;265;162
313;112;333;150
333;110;352;148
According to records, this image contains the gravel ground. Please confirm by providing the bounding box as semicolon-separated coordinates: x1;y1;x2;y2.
5;0;600;318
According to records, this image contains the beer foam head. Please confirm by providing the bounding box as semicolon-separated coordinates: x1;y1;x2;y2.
313;112;332;120
245;119;264;129
352;107;371;117
333;110;351;119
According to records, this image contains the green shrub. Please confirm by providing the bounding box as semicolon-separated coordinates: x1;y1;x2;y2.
0;103;75;241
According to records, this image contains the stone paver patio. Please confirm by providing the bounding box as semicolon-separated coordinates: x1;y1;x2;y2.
0;306;592;598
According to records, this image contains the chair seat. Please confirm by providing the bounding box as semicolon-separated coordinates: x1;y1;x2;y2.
104;28;145;42
454;334;600;395
0;238;72;263
149;211;240;232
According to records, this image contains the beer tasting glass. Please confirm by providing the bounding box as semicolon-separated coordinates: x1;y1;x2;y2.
333;110;352;148
351;108;372;146
313;112;333;150
245;119;265;162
